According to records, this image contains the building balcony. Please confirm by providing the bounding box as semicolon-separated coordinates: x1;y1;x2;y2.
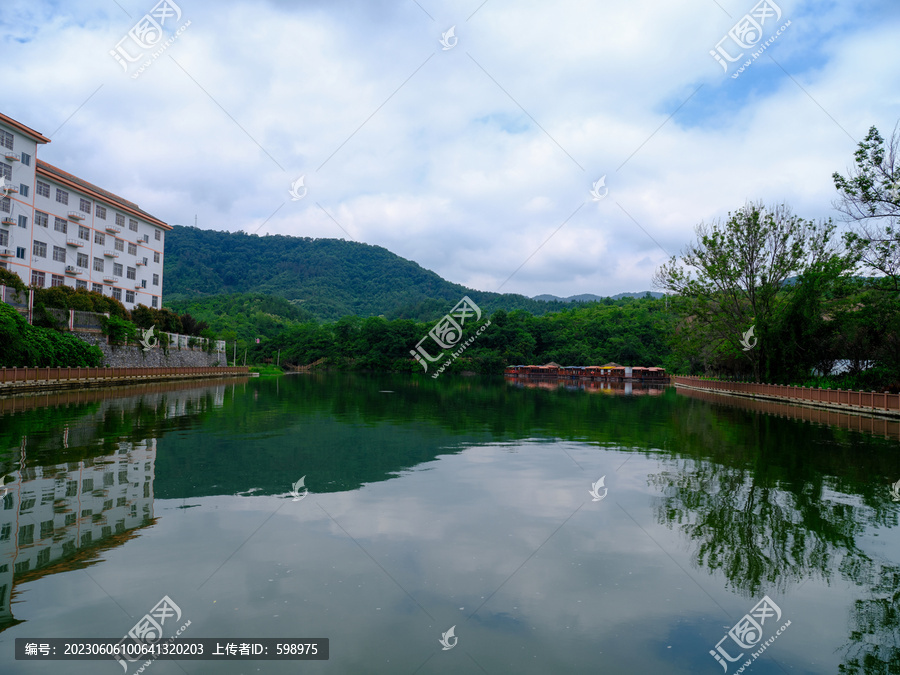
1;217;14;227
103;276;119;284
68;211;86;221
134;283;143;290
3;151;19;162
136;259;146;266
0;249;13;257
103;250;119;258
67;238;85;247
3;185;18;195
105;224;121;234
65;265;82;275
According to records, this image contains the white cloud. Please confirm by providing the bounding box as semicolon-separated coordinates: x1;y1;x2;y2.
5;0;899;299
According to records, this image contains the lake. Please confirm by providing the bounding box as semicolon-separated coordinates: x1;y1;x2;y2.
1;373;899;674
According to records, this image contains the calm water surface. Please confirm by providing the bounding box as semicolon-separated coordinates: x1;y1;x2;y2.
1;374;899;674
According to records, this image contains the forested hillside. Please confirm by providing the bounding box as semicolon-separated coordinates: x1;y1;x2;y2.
163;226;574;321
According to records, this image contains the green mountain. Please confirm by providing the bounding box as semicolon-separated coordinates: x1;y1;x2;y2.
533;292;664;302
163;226;573;321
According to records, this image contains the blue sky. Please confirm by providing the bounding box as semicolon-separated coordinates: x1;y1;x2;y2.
3;0;898;298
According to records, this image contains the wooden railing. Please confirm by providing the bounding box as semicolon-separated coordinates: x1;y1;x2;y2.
0;366;249;384
673;376;900;413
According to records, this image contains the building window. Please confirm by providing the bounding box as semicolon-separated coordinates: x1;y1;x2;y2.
113;262;123;276
54;217;67;233
141;279;147;288
142;256;149;266
0;164;10;181
95;204;107;219
19;184;29;198
114;238;124;252
36;181;50;198
0;197;8;213
0;230;6;247
93;257;104;272
115;213;125;227
129;218;138;232
79;198;91;213
51;274;65;287
151;296;158;308
155;230;161;241
17;215;27;228
126;266;136;280
20;152;31;166
16;247;25;259
94;232;105;245
77;253;88;267
142;234;149;243
126;290;135;303
153;252;159;263
52;245;66;262
128;242;137;255
35;211;48;227
31;270;45;287
112;287;122;301
92;283;102;293
33;240;47;258
0;130;12;150
76;279;87;289
78;225;89;240
152;273;159;286
56;188;68;205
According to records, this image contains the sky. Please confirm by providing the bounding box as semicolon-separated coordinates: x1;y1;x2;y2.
3;0;899;299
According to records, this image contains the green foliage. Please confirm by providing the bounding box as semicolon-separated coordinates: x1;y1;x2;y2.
247;296;674;374
162;226;575;321
101;315;137;344
0;303;102;367
33;285;130;318
0;267;26;293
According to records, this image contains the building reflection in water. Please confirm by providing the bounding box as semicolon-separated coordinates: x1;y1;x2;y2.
0;378;238;632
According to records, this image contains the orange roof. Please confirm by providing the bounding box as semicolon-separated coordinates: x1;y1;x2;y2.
37;160;169;230
0;112;51;144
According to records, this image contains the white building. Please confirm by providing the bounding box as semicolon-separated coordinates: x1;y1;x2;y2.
0;112;168;310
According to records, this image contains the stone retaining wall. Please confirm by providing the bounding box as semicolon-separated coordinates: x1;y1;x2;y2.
76;333;226;368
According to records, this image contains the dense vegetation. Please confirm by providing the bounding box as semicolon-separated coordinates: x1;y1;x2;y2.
162;226;575;320
246;295;672;374
0;303;102;367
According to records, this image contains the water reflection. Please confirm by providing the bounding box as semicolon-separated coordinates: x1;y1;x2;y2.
0;374;896;673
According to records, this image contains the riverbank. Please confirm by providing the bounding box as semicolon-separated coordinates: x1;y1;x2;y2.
674;376;900;420
0;366;249;396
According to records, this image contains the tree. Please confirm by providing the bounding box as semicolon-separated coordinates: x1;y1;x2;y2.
833;123;900;291
653;202;850;380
